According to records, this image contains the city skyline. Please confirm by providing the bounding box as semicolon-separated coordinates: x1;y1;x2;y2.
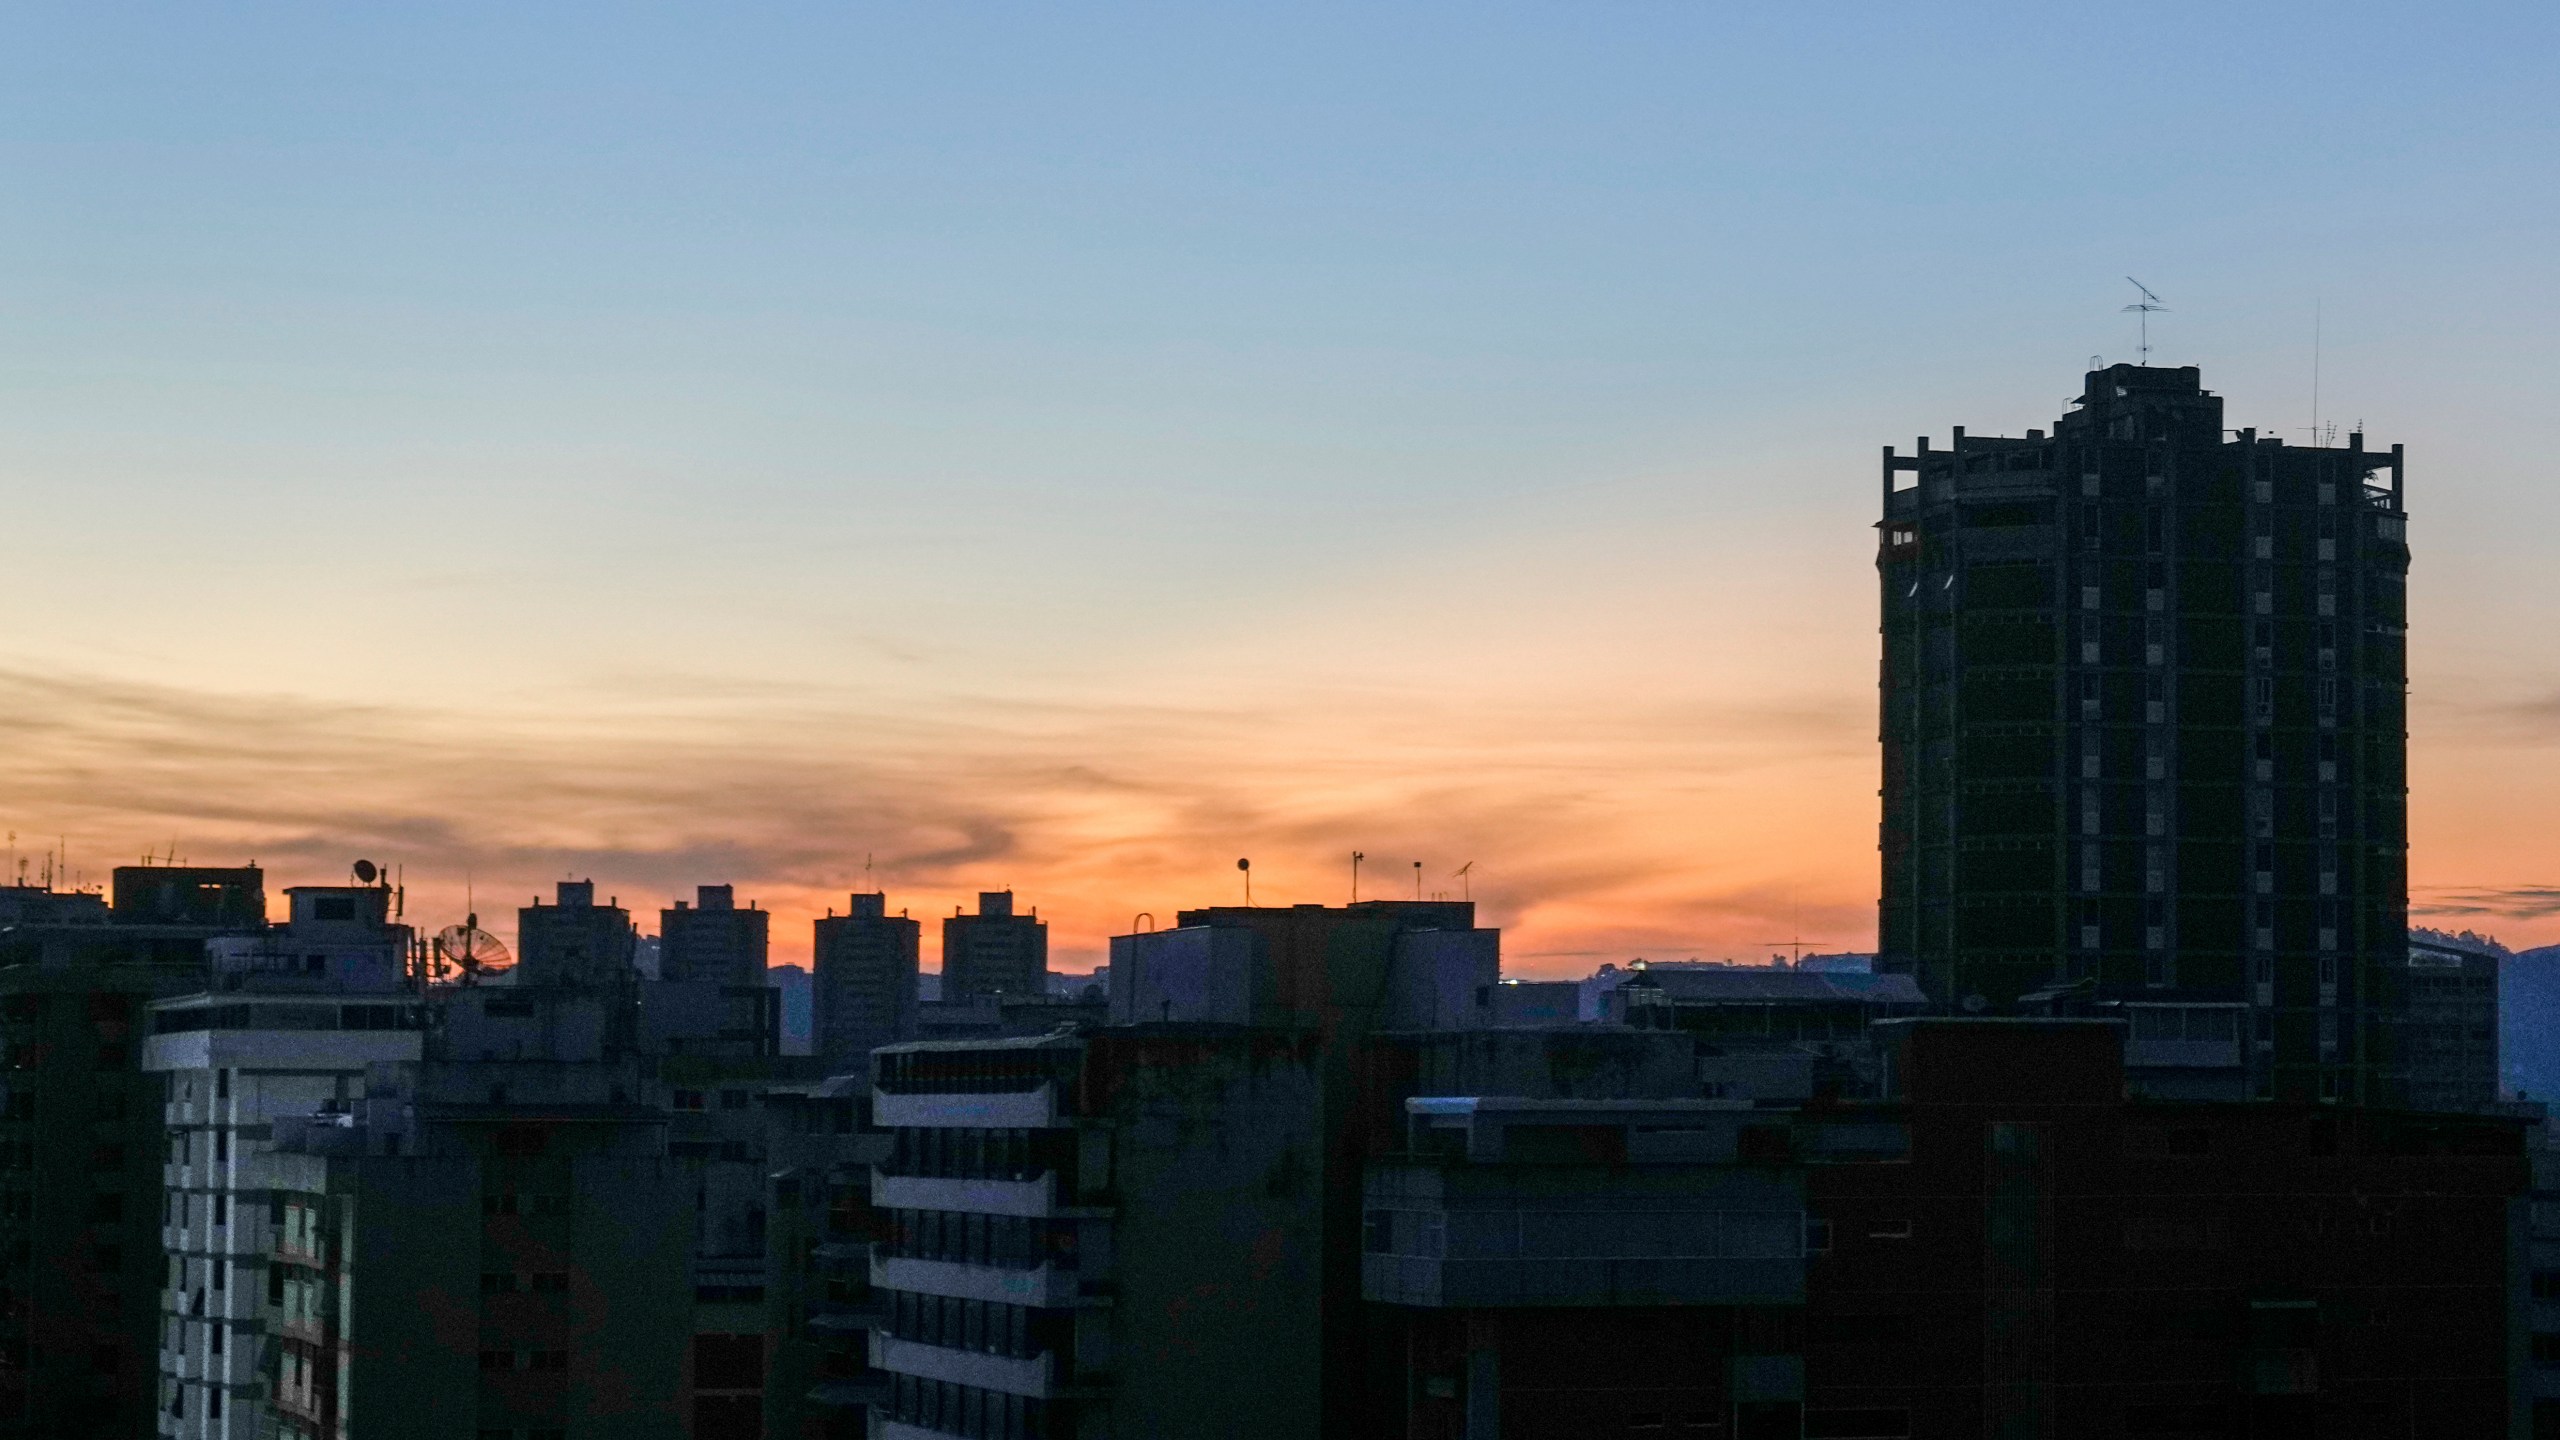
6;7;2559;974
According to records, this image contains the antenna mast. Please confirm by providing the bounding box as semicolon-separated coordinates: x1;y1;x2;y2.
2122;277;2167;364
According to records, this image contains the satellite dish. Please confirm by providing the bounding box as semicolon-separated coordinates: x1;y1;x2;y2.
352;859;379;884
1962;993;1989;1014
433;921;514;981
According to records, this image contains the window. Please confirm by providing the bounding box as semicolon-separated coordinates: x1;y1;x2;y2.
2536;1332;2560;1367
1866;1220;1912;1241
1804;1409;1911;1439
479;1349;518;1371
481;1272;519;1294
673;1090;707;1111
529;1349;568;1371
531;1272;570;1294
2533;1270;2560;1301
720;1089;750;1110
694;1332;765;1390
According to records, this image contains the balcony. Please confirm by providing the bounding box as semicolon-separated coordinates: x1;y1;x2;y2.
872;1255;1087;1309
870;1332;1055;1399
873;1084;1061;1131
872;1171;1109;1221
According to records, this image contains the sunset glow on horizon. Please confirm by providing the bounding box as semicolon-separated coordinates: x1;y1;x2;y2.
6;5;2558;973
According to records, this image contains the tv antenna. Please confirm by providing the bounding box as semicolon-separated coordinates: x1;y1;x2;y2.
1751;936;1829;966
2122;277;2167;364
1453;861;1473;901
1236;857;1253;907
1350;852;1364;904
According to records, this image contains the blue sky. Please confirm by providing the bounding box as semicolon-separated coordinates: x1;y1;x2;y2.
2;4;2555;967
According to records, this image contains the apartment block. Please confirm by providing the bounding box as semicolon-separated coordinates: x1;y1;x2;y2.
1879;365;2411;1106
144;883;421;1440
940;894;1047;1006
812;894;920;1075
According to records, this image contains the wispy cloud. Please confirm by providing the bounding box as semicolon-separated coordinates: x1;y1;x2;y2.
0;658;1877;973
2413;884;2560;921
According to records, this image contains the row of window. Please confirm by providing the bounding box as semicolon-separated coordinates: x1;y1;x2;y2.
482;1191;572;1217
888;1125;1075;1181
888;1374;1068;1440
879;1208;1079;1270
480;1270;571;1294
477;1347;571;1372
887;1289;1071;1362
0;992;135;1023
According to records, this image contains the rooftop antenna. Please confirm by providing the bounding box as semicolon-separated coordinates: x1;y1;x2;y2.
1350;852;1364;904
1237;857;1253;906
2310;298;2323;447
1413;860;1423;900
1453;861;1473;901
2122;278;2167;364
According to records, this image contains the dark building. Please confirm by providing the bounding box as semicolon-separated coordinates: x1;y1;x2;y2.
811;893;920;1075
663;884;771;986
2402;931;2502;1113
261;1058;692;1440
517;879;639;988
1878;364;2412;1105
109;866;265;932
867;901;1499;1438
0;868;264;1440
758;1076;889;1440
1363;1020;2527;1440
939;892;1046;1005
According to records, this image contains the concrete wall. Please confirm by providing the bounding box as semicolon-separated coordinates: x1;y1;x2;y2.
1106;927;1265;1026
1091;1033;1327;1439
1384;930;1498;1032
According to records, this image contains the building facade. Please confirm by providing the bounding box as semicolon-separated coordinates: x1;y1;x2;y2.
2404;931;2503;1113
939;894;1046;1006
144;883;422;1439
1879;364;2412;1104
1364;1020;2528;1440
812;894;919;1075
662;885;771;987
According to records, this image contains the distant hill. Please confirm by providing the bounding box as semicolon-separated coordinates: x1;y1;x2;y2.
2509;944;2560;1104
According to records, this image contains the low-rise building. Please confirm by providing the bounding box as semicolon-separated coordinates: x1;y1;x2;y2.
1363;1019;2530;1439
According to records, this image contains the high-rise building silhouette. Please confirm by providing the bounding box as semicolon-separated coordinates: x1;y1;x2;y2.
813;892;920;1072
940;891;1046;1004
516;879;638;987
659;884;768;986
1878;364;2409;1103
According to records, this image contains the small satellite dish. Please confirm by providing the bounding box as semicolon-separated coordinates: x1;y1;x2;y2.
1962;993;1989;1013
1236;858;1250;871
433;921;514;981
352;859;379;884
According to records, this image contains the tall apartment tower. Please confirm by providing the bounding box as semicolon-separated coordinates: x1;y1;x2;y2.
659;884;768;985
1878;364;2410;1104
812;892;920;1075
940;891;1047;1004
516;879;638;987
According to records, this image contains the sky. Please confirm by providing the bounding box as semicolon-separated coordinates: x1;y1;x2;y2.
2;3;2557;973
